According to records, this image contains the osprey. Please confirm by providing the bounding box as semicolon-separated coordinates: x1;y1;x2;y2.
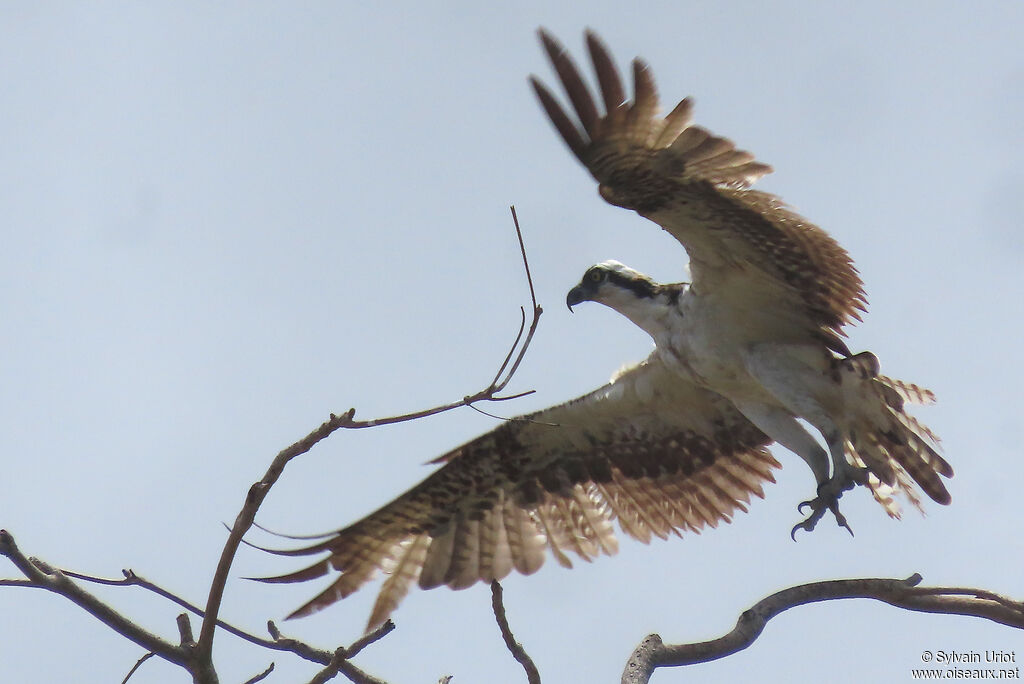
533;29;950;529
260;30;951;630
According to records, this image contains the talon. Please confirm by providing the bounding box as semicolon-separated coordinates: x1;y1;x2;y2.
791;502;828;540
790;475;857;539
832;505;855;537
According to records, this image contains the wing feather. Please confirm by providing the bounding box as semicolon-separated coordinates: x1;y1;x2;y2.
653;98;694;149
503;501;546;575
535;507;575;568
258;357;777;629
533;29;866;339
443;517;481;590
609;476;676;541
628;60;659;145
592;480;652;543
419;527;456;590
366;535;430;631
537;29;599;136
585;30;627;122
477;499;514;582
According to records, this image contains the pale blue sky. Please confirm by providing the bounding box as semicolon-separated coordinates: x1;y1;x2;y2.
2;3;1022;682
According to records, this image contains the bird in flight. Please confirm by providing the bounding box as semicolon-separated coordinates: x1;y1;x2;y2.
259;29;951;631
531;27;952;527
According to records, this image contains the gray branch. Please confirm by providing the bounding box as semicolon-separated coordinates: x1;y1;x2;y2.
0;530;190;670
621;573;1024;683
0;207;541;684
491;581;542;684
195;206;542;673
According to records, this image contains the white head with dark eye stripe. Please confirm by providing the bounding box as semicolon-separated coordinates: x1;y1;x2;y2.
566;261;686;338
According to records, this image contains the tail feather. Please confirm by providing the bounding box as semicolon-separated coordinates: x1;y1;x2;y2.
877;375;937;406
849;373;951;514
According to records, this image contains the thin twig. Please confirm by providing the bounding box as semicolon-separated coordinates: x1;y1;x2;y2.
2;532;390;684
343;620;396;659
491;206;543;396
0;530;189;669
1;208;538;684
620;573;1024;684
0;577;37;587
58;563;398;676
242;662;275;684
195;207;543;670
307;647;390;684
486;389;538;402
491;581;542;684
62;568;316;658
489;306;529;388
511;206;538;313
120;652;156;684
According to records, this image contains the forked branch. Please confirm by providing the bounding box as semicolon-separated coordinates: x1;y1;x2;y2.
194;205;542;675
621;573;1024;684
1;207;542;684
0;530;189;670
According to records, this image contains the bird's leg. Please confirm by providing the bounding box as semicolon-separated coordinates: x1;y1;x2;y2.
791;430;869;539
791;475;858;539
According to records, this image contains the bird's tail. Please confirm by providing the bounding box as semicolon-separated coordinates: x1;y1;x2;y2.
838;353;953;517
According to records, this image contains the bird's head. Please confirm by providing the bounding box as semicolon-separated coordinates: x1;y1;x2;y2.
566;261;684;337
566;261;657;310
565;260;684;339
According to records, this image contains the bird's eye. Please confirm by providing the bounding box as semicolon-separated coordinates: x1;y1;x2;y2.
588;269;605;283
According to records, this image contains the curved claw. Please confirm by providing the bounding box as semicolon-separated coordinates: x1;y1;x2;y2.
790;505;827;540
790;480;858;540
838;517;855;537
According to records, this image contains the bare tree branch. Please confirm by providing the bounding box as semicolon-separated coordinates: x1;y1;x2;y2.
176;613;195;649
60;567;332;662
0;207;537;684
1;530;394;684
491;581;542;684
242;662;275;684
195;206;541;673
56;559;395;680
307;646;392;684
120;652;156;684
0;577;36;588
0;529;191;670
343;620;397;659
621;573;1024;684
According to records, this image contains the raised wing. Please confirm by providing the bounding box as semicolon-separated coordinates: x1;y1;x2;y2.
258;357;778;630
531;29;867;347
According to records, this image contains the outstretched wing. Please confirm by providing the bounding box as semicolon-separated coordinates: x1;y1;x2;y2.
531;29;867;348
258;357;778;630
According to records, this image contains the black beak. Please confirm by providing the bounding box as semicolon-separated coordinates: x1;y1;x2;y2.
566;284;588;312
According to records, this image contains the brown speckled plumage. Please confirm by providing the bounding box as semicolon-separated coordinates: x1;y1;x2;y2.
261;29;949;631
530;29;868;342
259;359;779;630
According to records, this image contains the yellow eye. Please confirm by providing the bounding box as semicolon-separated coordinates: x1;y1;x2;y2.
588;269;605;283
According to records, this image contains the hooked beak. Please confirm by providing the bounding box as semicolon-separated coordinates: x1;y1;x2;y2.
566;285;588;312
